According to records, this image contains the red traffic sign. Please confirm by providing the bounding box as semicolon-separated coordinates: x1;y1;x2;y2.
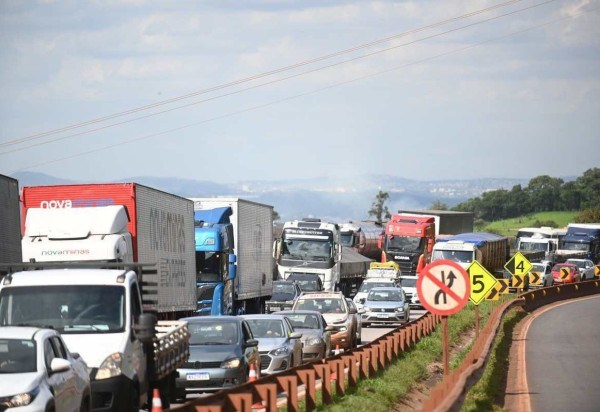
417;260;471;316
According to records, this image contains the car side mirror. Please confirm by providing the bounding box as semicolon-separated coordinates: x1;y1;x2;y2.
348;306;357;314
290;332;302;339
50;358;71;374
134;313;157;345
359;298;365;304
246;338;259;347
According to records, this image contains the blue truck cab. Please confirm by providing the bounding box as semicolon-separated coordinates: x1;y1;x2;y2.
194;207;237;315
560;224;600;263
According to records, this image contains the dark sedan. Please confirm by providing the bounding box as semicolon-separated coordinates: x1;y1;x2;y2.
175;316;259;400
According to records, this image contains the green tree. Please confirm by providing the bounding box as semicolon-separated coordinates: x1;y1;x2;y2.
559;181;581;210
429;201;448;210
575;168;600;209
368;190;391;223
575;206;600;223
272;209;280;221
526;175;563;212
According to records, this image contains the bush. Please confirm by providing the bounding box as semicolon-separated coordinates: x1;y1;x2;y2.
575;207;600;223
531;219;558;227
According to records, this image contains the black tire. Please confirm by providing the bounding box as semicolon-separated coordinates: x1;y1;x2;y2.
130;384;140;412
79;395;91;412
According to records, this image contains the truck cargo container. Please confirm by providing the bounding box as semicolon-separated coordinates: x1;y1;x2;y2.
398;209;474;237
190;198;274;314
381;214;436;276
339;221;384;260
431;232;510;276
20;183;197;318
0;174;21;276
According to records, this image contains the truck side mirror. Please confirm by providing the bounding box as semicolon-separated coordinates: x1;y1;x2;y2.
134;313;156;345
228;254;237;281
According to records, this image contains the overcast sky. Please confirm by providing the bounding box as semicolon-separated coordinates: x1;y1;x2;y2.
0;0;598;184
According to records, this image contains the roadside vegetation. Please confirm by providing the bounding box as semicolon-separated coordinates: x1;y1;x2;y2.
476;211;578;237
301;299;508;412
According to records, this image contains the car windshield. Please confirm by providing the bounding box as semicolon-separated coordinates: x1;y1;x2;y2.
367;290;403;302
399;278;417;288
358;282;391;293
567;261;585;269
294;298;346;314
0;285;125;334
284;314;320;330
273;283;296;295
245;319;285;338
519;242;547;251
292;279;320;291
386;236;424;252
552;264;573;272
0;339;36;373
189;321;239;345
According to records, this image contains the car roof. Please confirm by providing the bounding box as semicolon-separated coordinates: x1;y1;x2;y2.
274;310;322;316
180;315;243;323
274;280;296;284
241;314;288;320
399;275;418;279
298;291;343;299
0;326;54;340
369;286;403;292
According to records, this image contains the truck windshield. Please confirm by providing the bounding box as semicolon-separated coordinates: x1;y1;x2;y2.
431;250;474;263
386;236;423;252
560;242;589;252
340;233;353;247
0;285;125;334
281;238;332;260
518;241;547;251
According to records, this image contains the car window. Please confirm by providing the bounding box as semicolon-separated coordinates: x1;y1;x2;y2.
0;339;36;373
242;321;253;341
44;339;57;370
50;336;68;359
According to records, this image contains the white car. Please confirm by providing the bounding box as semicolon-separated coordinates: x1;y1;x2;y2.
399;275;421;308
565;259;596;281
0;326;91;411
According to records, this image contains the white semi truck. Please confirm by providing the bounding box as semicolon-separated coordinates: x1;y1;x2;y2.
6;182;197;410
275;218;371;296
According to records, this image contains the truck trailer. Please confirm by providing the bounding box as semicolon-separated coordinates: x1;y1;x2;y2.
339;221;383;260
398;209;474;237
431;232;510;277
0;174;21;276
190;197;274;314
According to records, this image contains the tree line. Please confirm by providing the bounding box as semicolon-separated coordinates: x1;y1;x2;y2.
368;168;600;224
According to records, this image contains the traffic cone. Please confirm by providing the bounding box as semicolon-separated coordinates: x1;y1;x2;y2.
249;362;258;382
151;388;163;412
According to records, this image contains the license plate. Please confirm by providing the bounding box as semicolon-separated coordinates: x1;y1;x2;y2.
270;307;281;312
377;314;389;318
187;372;210;381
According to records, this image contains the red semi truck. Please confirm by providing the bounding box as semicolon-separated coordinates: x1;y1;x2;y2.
380;214;436;276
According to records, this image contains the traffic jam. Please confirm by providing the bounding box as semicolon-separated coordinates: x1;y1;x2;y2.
1;177;599;411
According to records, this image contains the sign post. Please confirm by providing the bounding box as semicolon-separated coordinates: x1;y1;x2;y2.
466;260;498;339
417;260;470;375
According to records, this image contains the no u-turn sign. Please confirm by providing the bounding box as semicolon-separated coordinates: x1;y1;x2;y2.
417;260;470;316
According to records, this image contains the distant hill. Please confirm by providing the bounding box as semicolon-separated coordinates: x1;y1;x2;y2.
9;171;530;222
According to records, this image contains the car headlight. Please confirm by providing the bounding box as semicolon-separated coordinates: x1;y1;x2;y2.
395;307;405;312
363;306;371;312
221;358;241;369
2;387;39;407
306;337;323;346
271;346;290;356
96;352;123;380
335;326;347;332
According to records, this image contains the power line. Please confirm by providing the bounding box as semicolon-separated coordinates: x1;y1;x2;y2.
0;0;558;156
7;5;594;174
0;0;533;149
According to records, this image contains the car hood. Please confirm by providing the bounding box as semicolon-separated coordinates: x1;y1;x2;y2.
62;332;128;368
256;337;289;352
188;344;240;362
403;287;417;294
364;301;404;309
0;373;41;396
322;313;349;325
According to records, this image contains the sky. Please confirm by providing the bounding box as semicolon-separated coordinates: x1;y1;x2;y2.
0;0;598;184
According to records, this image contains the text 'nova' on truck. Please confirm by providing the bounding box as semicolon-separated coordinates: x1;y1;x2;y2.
189;197;274;316
2;182;196;410
275;218;372;297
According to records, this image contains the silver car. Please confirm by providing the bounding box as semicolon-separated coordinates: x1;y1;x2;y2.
241;314;303;375
275;310;334;361
361;287;410;327
566;259;596;280
0;326;91;412
531;261;553;287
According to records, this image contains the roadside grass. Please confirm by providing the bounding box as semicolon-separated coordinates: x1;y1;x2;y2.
289;299;502;412
460;308;527;412
481;211;577;237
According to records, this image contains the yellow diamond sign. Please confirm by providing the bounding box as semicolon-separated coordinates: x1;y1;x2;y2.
467;260;498;305
505;252;533;276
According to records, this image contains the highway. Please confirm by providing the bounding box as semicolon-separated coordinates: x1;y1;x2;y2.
526;295;600;412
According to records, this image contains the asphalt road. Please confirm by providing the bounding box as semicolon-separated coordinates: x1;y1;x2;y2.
526;295;600;412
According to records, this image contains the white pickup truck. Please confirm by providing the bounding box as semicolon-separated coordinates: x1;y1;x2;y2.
0;265;189;411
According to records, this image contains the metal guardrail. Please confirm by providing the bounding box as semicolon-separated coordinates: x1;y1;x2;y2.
170;312;442;412
422;279;600;412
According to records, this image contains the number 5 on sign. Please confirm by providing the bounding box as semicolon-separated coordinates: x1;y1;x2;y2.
467;261;498;305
